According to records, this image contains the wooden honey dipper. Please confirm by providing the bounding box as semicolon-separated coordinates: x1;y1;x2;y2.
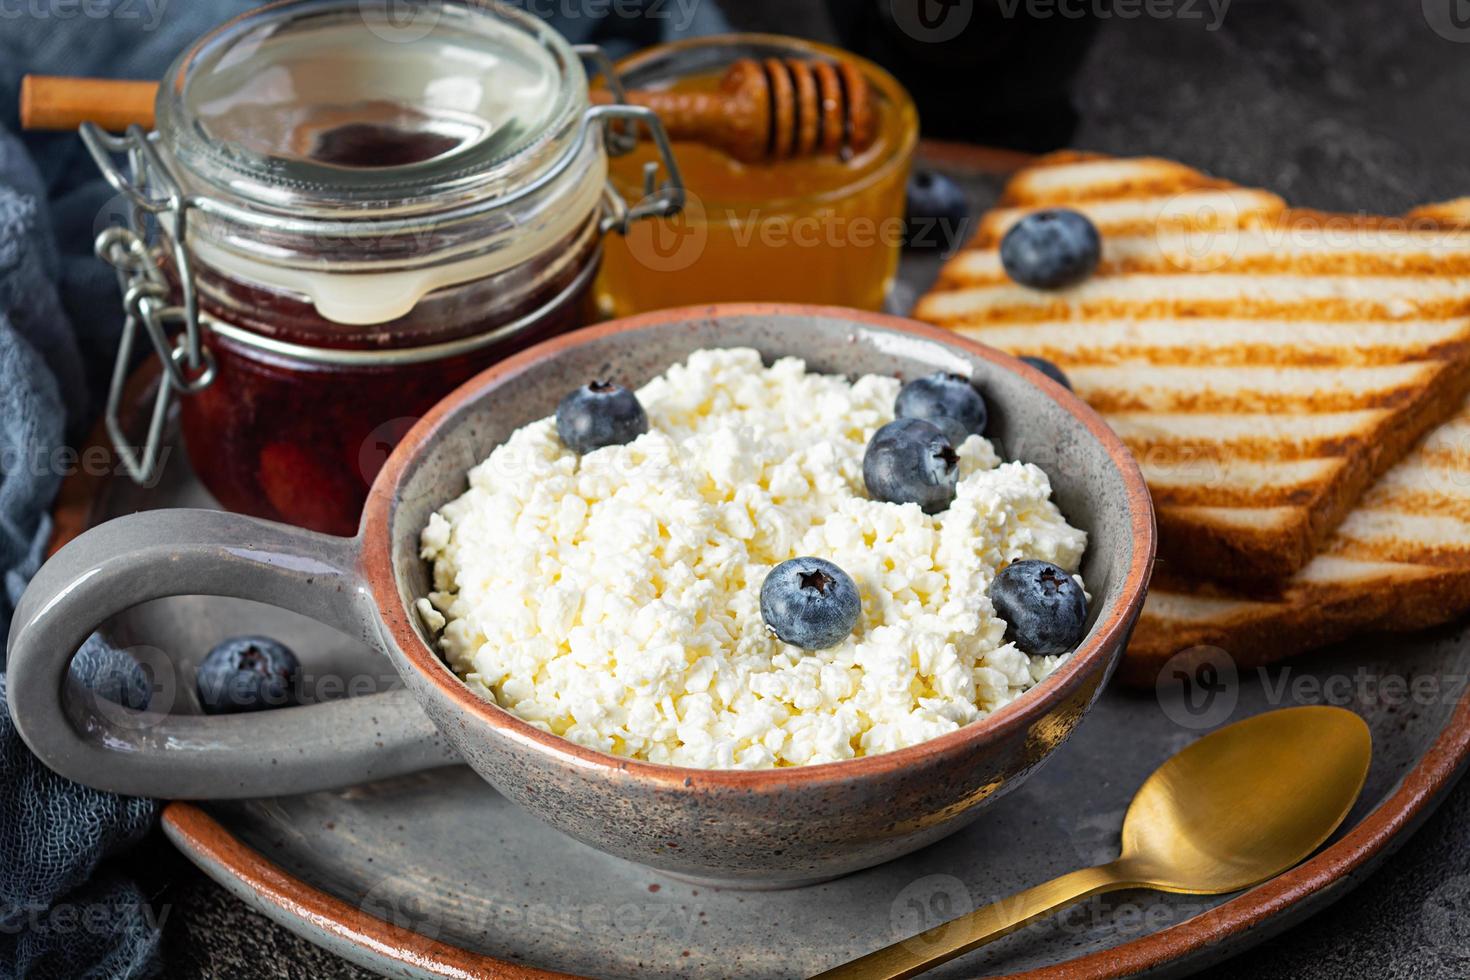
591;57;877;163
20;58;877;164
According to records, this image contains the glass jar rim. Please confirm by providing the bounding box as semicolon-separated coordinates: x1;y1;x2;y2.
606;33;918;215
156;0;588;218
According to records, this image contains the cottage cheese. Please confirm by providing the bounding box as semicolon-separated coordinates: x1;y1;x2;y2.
417;349;1087;769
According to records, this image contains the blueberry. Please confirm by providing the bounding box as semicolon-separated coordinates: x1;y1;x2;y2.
999;209;1101;289
988;560;1088;656
760;557;861;650
197;636;300;715
863;418;960;515
904;169;969;249
1019;356;1073;391
895;372;988;444
555;381;649;454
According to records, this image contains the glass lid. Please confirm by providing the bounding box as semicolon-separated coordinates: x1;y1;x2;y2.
157;0;585;212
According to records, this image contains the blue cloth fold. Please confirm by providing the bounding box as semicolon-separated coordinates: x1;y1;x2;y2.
0;122;163;979
0;3;730;978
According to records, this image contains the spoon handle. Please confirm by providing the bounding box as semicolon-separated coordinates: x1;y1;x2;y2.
811;864;1135;979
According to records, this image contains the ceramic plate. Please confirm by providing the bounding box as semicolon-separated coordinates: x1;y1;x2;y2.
54;145;1470;978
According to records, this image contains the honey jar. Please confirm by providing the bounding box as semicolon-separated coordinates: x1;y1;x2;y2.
595;35;917;317
84;0;681;535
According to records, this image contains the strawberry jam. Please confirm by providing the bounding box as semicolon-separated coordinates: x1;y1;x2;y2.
179;217;600;536
99;1;681;535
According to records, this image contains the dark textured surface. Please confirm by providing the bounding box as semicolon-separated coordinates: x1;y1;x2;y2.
141;2;1470;978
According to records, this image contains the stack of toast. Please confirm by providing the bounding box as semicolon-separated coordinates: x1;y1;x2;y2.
914;152;1470;683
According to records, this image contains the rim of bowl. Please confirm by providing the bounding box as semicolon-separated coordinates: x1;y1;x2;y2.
360;302;1156;790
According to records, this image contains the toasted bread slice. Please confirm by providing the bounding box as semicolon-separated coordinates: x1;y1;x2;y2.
915;152;1470;584
1121;197;1470;682
1124;389;1470;683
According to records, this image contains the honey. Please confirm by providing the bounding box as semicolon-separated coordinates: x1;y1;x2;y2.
596;36;917;317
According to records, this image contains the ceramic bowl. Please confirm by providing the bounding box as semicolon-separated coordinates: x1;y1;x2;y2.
7;304;1153;886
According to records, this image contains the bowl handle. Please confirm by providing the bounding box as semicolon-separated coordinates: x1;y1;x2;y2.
5;509;458;799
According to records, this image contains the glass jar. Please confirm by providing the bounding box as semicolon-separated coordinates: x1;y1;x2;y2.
595;34;918;318
84;0;681;535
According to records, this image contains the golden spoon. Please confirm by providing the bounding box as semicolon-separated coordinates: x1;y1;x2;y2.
814;705;1372;980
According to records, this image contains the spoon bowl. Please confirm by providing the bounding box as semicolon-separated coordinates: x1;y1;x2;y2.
819;705;1373;979
1120;705;1373;894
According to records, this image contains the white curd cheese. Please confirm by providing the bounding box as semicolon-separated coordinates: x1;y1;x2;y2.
417;348;1087;769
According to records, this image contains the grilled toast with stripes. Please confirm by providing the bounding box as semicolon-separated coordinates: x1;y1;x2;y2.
1119;197;1470;681
915;152;1470;585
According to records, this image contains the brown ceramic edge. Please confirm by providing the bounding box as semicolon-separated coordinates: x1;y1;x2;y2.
160;803;578;980
160;684;1470;980
1006;685;1470;980
916;139;1038;178
358;302;1158;793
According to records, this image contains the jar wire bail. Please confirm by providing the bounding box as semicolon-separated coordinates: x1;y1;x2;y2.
81;43;683;487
